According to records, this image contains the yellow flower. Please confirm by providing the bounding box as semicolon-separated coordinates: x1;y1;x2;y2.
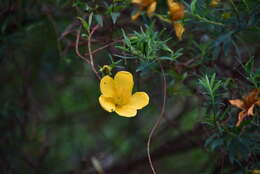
131;0;157;20
229;89;260;126
167;0;185;40
210;0;221;7
173;22;185;40
99;71;149;117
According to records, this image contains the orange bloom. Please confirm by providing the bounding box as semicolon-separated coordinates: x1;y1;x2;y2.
167;0;185;21
173;22;185;40
229;89;260;126
131;0;157;20
167;0;185;40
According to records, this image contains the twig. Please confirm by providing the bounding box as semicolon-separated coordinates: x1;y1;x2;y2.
84;40;122;56
87;25;101;80
75;26;90;64
147;62;167;174
75;24;119;79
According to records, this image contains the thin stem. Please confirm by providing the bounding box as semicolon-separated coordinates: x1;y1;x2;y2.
147;62;167;174
88;25;101;80
154;14;171;23
75;26;90;64
186;12;225;26
229;0;239;16
84;40;122;56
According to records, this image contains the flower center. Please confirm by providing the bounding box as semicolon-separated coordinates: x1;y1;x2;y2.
114;95;130;107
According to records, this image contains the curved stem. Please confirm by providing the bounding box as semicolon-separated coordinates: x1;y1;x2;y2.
88;25;101;80
147;62;167;174
75;26;90;64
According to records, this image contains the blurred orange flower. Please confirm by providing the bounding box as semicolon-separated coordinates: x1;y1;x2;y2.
131;0;157;20
167;0;184;21
167;0;185;40
173;22;185;40
229;89;260;126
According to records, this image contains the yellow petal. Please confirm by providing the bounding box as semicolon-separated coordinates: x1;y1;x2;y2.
99;95;115;112
115;105;137;117
128;92;149;109
114;71;134;99
167;0;179;11
174;22;185;40
229;99;245;109
247;104;255;116
100;75;115;98
147;1;157;16
131;11;141;21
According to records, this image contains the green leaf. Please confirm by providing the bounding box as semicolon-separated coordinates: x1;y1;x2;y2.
88;12;93;29
113;54;137;59
77;17;89;31
95;15;103;27
210;139;224;151
136;61;156;72
213;31;234;47
191;0;198;14
159;56;176;61
111;12;120;24
204;133;218;148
